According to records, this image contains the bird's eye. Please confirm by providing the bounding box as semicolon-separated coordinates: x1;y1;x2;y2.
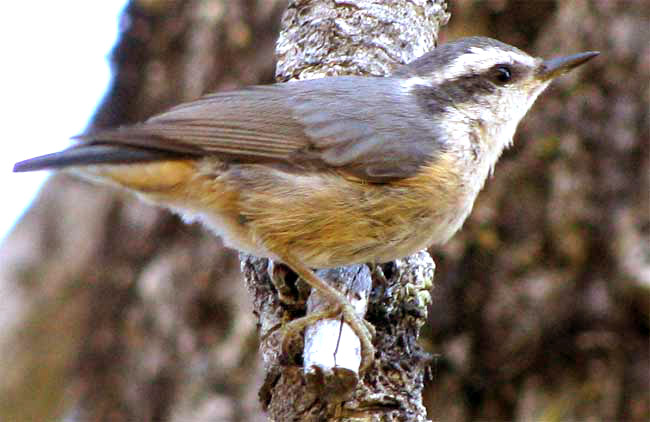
495;66;512;83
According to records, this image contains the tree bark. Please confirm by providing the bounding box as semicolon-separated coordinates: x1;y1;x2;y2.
244;1;448;420
0;1;448;421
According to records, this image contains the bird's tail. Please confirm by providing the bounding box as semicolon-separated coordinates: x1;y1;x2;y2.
13;144;186;173
13;142;201;196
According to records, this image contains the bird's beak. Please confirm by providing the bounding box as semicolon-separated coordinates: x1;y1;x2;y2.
538;51;599;80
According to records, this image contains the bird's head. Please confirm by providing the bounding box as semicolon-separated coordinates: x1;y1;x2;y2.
397;36;598;157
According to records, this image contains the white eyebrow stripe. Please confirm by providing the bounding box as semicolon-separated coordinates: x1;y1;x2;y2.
430;46;537;83
469;46;537;67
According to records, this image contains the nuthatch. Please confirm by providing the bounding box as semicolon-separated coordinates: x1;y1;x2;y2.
14;37;599;371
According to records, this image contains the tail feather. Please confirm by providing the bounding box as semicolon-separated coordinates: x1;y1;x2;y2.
13;144;191;173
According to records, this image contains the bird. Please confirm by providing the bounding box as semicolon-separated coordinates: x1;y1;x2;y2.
13;36;599;371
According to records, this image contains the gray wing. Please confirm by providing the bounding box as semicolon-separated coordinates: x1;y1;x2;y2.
49;77;444;182
285;76;444;181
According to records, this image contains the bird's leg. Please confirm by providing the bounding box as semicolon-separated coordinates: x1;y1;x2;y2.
278;254;376;372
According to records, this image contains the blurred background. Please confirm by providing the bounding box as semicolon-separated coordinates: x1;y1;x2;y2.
1;1;648;421
0;1;126;243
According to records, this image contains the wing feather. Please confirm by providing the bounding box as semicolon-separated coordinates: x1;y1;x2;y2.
71;76;445;182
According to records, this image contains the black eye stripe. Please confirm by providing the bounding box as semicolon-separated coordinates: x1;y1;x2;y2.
422;61;529;105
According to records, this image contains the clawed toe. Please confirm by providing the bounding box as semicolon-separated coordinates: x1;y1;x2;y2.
280;307;341;356
275;255;376;372
280;303;376;372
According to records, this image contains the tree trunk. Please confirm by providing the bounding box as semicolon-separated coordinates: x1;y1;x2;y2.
0;1;448;421
245;1;448;420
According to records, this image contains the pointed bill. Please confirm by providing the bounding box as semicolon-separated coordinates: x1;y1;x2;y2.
538;51;600;80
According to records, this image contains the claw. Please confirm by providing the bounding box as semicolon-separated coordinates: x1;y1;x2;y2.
341;305;376;371
280;302;376;372
277;254;376;373
281;306;342;356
